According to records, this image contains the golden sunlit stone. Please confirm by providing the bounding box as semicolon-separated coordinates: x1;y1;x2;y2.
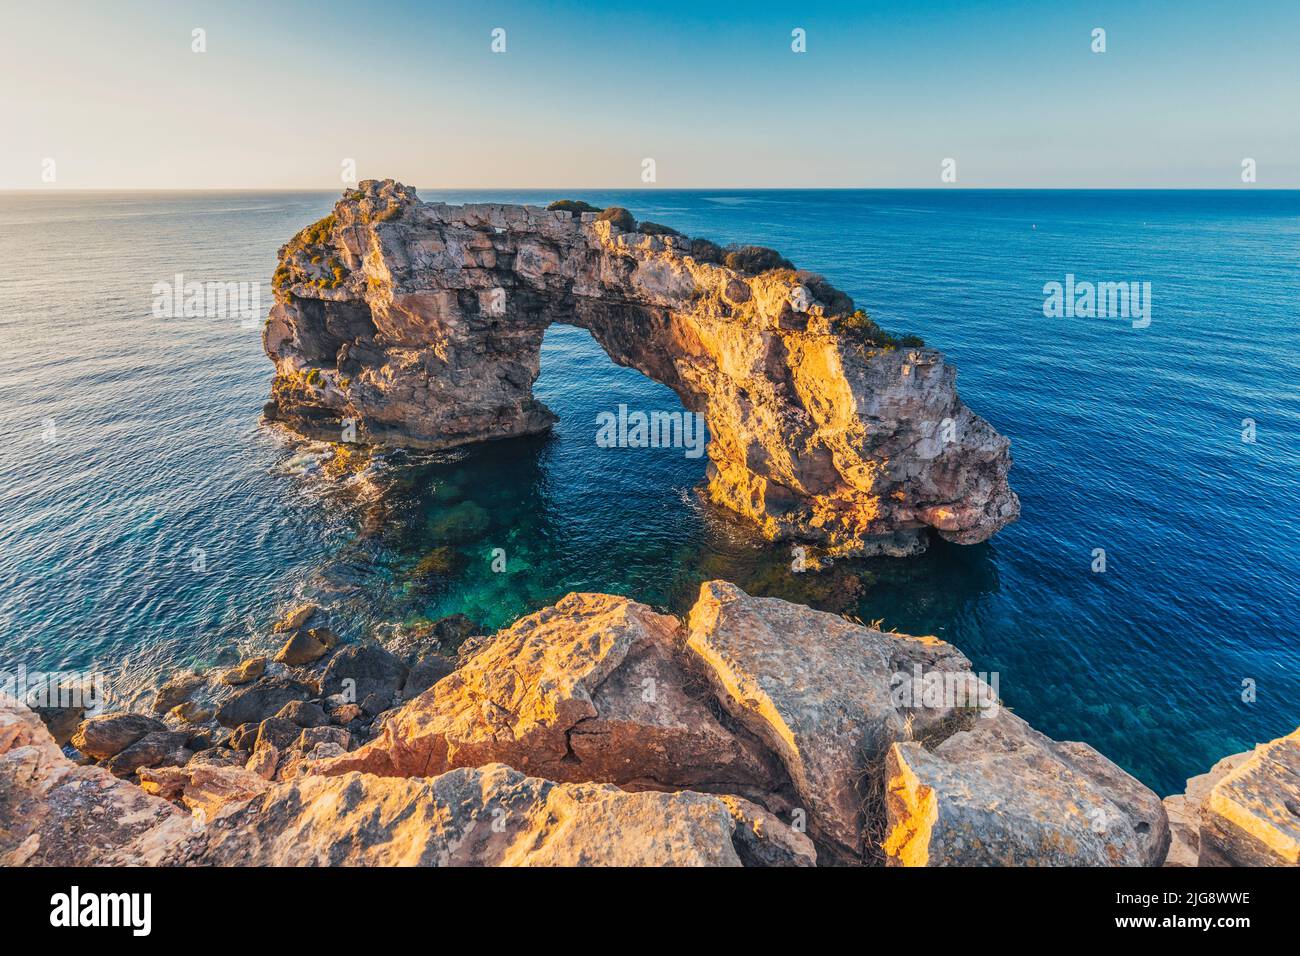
1199;728;1300;866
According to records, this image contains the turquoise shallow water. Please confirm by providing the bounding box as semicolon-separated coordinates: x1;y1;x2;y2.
0;189;1297;795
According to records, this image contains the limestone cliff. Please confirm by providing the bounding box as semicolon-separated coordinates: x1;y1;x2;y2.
263;180;1019;556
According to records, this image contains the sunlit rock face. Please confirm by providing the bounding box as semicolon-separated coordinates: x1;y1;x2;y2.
314;592;791;806
1;695;814;867
685;581;979;861
318;581;1115;865
0;695;192;866
882;710;1170;867
167;764;816;868
263;179;1019;556
1164;728;1300;867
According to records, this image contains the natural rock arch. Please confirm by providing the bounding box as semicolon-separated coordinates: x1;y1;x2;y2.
264;180;1018;557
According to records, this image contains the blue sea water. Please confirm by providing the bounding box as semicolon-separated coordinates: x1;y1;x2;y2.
1;188;1297;796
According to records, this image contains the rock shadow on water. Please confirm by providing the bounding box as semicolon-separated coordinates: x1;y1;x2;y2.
665;529;1003;628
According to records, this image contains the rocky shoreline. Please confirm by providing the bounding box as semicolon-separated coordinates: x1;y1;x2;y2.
3;583;1293;867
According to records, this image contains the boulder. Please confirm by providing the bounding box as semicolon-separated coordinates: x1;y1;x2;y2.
316;593;781;799
276;700;329;728
215;677;315;728
169;701;212;724
104;731;193;778
273;603;319;633
229;723;260;752
296;726;351;753
684;580;977;859
720;794;817;868
71;713;167;760
321;645;408;716
138;763;271;821
329;703;363;726
308;627;341;650
274;630;329;666
246;744;282;781
152;671;206;714
221;657;266;686
167;763;813;867
0;695;191;865
254;717;303;753
882;710;1169;866
186;747;245;769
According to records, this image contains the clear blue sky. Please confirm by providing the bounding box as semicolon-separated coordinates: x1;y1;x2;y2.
2;0;1297;188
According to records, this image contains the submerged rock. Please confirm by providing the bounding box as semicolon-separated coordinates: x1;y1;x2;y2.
152;671;206;714
262;180;1019;557
402;652;455;698
882;710;1169;866
169;701;213;724
273;603;320;633
276;700;330;729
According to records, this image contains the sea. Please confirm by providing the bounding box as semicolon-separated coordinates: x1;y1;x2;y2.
1;187;1296;796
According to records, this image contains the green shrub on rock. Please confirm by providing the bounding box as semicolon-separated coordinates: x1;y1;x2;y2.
837;310;925;349
688;238;723;264
637;221;680;237
723;245;795;274
547;199;603;214
795;272;855;316
298;214;336;247
596;206;636;231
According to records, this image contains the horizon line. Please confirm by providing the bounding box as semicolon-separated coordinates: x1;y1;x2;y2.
2;186;1296;194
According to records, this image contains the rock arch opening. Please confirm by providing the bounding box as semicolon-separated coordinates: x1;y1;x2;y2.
535;323;710;465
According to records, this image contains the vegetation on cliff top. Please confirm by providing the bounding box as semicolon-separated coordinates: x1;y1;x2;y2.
637;221;681;237
545;199;921;346
273;213;347;301
596;206;637;231
722;244;795;274
838;309;925;349
547;199;603;214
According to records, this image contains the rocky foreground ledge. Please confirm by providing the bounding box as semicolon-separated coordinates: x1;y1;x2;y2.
3;584;1294;867
263;180;1019;557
